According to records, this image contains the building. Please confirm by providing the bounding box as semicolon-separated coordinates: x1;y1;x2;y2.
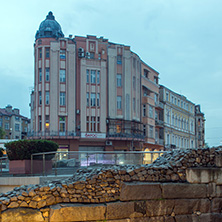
141;62;164;151
195;105;205;148
159;85;196;149
29;11;164;152
0;105;30;139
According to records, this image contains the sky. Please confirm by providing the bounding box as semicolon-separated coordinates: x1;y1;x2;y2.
0;0;221;146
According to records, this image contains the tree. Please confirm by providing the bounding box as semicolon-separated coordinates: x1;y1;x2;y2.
0;127;5;139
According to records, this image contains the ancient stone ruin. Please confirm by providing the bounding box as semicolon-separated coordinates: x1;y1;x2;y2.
1;147;222;221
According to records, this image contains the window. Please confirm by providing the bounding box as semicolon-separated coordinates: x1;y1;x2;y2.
143;125;146;136
15;123;20;132
191;120;194;132
181;101;183;108
39;48;42;59
91;116;96;131
97;117;100;132
133;76;136;90
149;125;154;138
5;122;9;130
154;94;158;104
98;53;101;60
144;69;149;78
5;116;9;120
39;68;42;82
45;48;50;58
97;93;100;107
167;134;170;145
59;117;66;134
86;70;89;83
90;52;95;59
171;96;174;103
117;74;122;87
60;50;66;59
178;99;180;106
172;114;174;125
60;92;66;106
91;70;96;83
166;92;169;101
45;115;49;131
39;91;42;105
39;116;42;131
97;71;100;84
154;76;158;84
166;111;170;124
91;93;96;106
143;104;146;117
45;91;49;105
133;98;136;112
86;116;89;131
45;68;50;81
117;55;122;64
117;96;122;109
191;106;193;112
86;93;89;106
149;106;153;118
15;116;20;121
60;70;66;82
174;98;177;105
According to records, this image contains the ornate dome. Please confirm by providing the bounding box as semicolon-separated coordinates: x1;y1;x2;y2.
35;11;64;40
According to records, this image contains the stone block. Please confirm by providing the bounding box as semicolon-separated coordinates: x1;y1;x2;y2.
174;215;193;222
1;208;44;222
211;198;222;213
215;155;222;167
146;199;175;216
216;185;222;197
211;213;222;222
162;183;207;199
131;216;164;222
207;183;216;197
106;201;134;220
186;168;222;184
174;199;210;215
120;182;161;201
49;203;106;221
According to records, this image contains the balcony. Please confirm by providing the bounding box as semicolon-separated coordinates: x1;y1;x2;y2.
155;119;164;127
155;101;164;109
28;131;80;139
155;138;164;145
107;132;144;141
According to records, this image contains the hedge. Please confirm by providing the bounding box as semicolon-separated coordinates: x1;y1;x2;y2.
5;139;58;160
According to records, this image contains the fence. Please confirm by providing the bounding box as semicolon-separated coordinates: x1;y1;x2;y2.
31;151;165;176
0;151;165;176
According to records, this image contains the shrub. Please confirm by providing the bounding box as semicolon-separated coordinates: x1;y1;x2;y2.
0;148;3;157
5;139;58;160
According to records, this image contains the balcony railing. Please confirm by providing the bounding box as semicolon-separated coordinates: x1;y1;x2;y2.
155;119;164;127
28;131;80;138
107;132;144;140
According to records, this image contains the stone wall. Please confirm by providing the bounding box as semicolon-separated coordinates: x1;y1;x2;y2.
0;147;222;221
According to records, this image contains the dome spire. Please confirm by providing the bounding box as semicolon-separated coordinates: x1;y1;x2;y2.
35;11;64;40
46;11;55;20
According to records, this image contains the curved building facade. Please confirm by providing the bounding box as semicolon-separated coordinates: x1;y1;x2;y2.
29;12;178;152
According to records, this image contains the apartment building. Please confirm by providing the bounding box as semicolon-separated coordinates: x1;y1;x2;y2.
0;105;30;139
195;105;205;148
159;85;196;149
29;11;164;152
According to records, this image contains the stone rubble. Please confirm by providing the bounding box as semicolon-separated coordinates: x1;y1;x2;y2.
0;147;221;213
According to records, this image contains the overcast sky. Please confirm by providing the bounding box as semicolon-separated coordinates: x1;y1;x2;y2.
0;0;221;146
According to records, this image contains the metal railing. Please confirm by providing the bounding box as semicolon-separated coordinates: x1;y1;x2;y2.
0;156;9;175
31;151;165;176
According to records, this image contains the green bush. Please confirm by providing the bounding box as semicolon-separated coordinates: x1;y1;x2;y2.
5;139;58;160
0;148;3;157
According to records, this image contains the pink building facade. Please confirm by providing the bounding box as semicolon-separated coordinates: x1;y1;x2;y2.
29;12;164;152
